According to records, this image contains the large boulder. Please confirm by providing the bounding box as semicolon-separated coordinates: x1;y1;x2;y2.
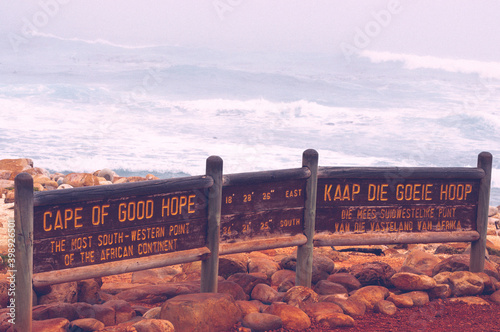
218;254;248;278
264;303;311;330
102;300;136;324
63;173;100;187
160;293;242;332
390;272;437;291
350;285;390;310
0;158;33;180
248;257;280;278
282;286;319;307
241;312;283;332
432;254;499;279
250;283;278;304
227;273;269;295
77;279;101;304
314;280;348;295
401;248;441;276
349;261;396;287
32;317;69;332
270;269;296;287
448;271;485;297
327;273;362;292
218;280;247;301
38;282;78;304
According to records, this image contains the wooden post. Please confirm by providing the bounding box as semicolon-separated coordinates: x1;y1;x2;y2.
201;156;223;292
470;152;492;272
14;173;34;332
296;149;318;287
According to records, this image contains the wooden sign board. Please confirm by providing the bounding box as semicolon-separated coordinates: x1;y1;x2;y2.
33;179;210;273
316;169;481;237
221;171;309;242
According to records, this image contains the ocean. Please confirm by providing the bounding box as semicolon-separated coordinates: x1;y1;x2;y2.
1;34;499;205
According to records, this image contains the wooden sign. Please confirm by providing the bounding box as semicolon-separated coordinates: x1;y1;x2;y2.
221;170;309;242
316;169;481;237
33;177;211;273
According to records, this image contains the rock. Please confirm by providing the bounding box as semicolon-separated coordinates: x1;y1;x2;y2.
477;272;496;294
73;302;96;319
350;285;390;310
248;257;280;278
314;280;348;295
160;293;242;332
490;290;500;304
70;318;105;331
0;170;12;180
432;254;499;279
323;297;366;317
374;300;398;315
300;302;343;319
250;283;278;304
236;300;262;316
133;318;175;332
57;184;73;189
449;297;490;305
32;317;70;332
93;304;116;326
143;307;161;319
98;168;116;182
103;300;136;324
270;269;296;287
38;282;78;304
434;244;465;255
405;291;429;306
390;272;437;291
219;254;248;278
0;158;33;180
401;248;441;276
218;280;247;301
280;255;297;270
277;278;295;292
32;303;79;321
316;312;356;328
32;174;58;189
63;173;100;187
429;284;452;299
349;261;396;287
448;271;485;297
227;273;270;295
282;286;319;307
489;206;499;216
264;303;311;330
312;254;335;283
327;272;362;292
115;283;199;304
78;279;101;304
131;266;181;284
241;312;283;332
387;293;413;308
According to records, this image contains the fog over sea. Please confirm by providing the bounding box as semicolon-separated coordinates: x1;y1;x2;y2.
1;34;499;205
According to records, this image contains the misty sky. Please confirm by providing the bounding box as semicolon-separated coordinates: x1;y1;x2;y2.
1;0;500;61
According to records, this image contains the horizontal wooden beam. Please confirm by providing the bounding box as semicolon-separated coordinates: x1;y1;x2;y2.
33;247;211;288
219;234;307;255
223;167;311;186
34;175;213;207
318;167;485;180
313;231;480;247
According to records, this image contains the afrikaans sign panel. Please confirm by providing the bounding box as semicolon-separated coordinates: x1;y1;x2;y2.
316;177;480;236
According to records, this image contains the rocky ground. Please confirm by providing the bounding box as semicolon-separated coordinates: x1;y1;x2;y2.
1;158;500;331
